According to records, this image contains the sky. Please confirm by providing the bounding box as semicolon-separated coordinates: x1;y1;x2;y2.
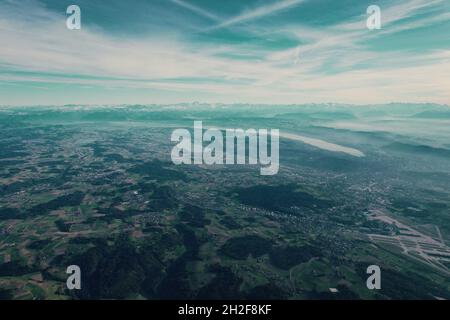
0;0;449;105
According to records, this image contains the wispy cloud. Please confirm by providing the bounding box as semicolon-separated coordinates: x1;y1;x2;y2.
170;0;221;21
211;0;306;30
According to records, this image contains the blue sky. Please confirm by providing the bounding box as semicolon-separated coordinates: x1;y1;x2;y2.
0;0;449;105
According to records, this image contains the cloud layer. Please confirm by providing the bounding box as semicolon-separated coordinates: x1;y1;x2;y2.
0;0;449;105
